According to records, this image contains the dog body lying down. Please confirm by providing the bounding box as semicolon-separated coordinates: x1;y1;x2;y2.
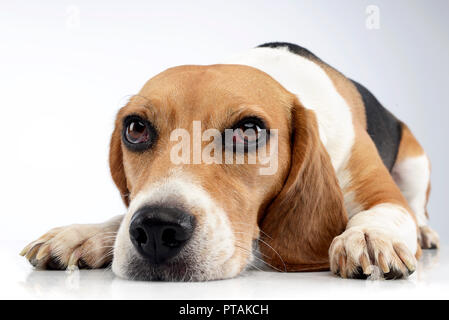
21;43;439;281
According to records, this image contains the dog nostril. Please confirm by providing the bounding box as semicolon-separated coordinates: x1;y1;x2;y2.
129;206;196;264
135;227;148;246
161;228;181;248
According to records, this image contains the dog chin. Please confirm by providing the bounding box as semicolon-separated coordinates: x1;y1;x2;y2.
125;257;194;281
112;247;245;282
115;256;227;282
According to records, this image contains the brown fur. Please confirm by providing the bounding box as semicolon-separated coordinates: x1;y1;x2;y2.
108;62;427;273
22;51;436;277
316;59;425;261
109;65;295;272
109;116;130;206
396;123;425;162
318;62;418;225
108;64;351;271
317;59;413;213
347;129;414;217
396;122;430;220
259;103;348;271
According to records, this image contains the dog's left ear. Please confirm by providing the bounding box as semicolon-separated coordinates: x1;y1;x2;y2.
259;99;348;271
109;116;130;206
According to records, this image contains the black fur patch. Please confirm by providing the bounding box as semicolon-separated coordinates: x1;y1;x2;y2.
257;42;320;61
351;80;402;171
257;42;401;171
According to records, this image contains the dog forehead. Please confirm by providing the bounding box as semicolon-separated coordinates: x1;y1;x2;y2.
137;64;292;110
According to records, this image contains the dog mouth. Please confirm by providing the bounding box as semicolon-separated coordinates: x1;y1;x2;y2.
125;253;202;281
118;234;247;282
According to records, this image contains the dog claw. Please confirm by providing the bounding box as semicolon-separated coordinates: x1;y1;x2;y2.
359;254;372;275
377;252;390;274
21;240;44;257
330;228;417;280
66;264;79;273
25;243;42;260
36;244;50;260
21;223;119;270
68;252;79;268
419;226;440;250
19;246;29;256
394;243;416;272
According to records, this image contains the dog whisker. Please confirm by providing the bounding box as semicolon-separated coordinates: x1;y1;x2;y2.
234;244;278;272
256;237;287;272
232;231;286;272
234;238;270;259
232;222;273;240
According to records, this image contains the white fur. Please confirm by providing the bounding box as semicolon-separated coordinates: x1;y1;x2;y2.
329;203;418;278
20;215;124;270
336;168;363;218
225;46;359;221
343;191;364;219
346;203;418;254
392;154;430;226
226;47;420;263
112;171;242;280
225;46;355;173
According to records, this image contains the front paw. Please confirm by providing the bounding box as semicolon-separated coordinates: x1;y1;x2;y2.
419;226;439;249
329;228;417;280
20;224;116;270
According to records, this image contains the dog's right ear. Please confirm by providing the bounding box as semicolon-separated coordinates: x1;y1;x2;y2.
109;115;130;206
259;99;348;271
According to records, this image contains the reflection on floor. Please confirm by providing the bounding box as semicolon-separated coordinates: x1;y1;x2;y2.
1;243;447;299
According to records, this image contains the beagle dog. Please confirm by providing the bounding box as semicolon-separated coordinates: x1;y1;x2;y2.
21;42;439;281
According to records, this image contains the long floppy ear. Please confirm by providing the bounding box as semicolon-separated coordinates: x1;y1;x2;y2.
259;100;348;271
109;117;130;207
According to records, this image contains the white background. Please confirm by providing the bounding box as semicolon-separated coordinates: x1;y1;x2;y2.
0;0;448;299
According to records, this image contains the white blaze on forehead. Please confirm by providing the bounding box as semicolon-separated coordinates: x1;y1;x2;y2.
225;46;355;172
128;173;226;216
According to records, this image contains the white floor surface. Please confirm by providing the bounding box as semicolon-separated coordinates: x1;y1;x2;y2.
1;241;447;300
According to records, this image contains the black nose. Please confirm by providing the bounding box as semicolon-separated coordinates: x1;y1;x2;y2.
129;206;195;265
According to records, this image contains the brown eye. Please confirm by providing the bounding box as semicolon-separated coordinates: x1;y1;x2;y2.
233;121;262;144
123;116;155;150
126;120;149;143
230;117;267;151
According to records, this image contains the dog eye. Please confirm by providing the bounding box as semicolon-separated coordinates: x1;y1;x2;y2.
123;116;155;150
126;120;148;143
231;117;267;149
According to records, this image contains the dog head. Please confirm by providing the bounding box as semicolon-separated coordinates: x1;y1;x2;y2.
110;64;347;281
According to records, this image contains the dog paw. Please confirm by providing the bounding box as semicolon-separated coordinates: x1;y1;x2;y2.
20;224;116;270
329;227;416;280
419;226;439;249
